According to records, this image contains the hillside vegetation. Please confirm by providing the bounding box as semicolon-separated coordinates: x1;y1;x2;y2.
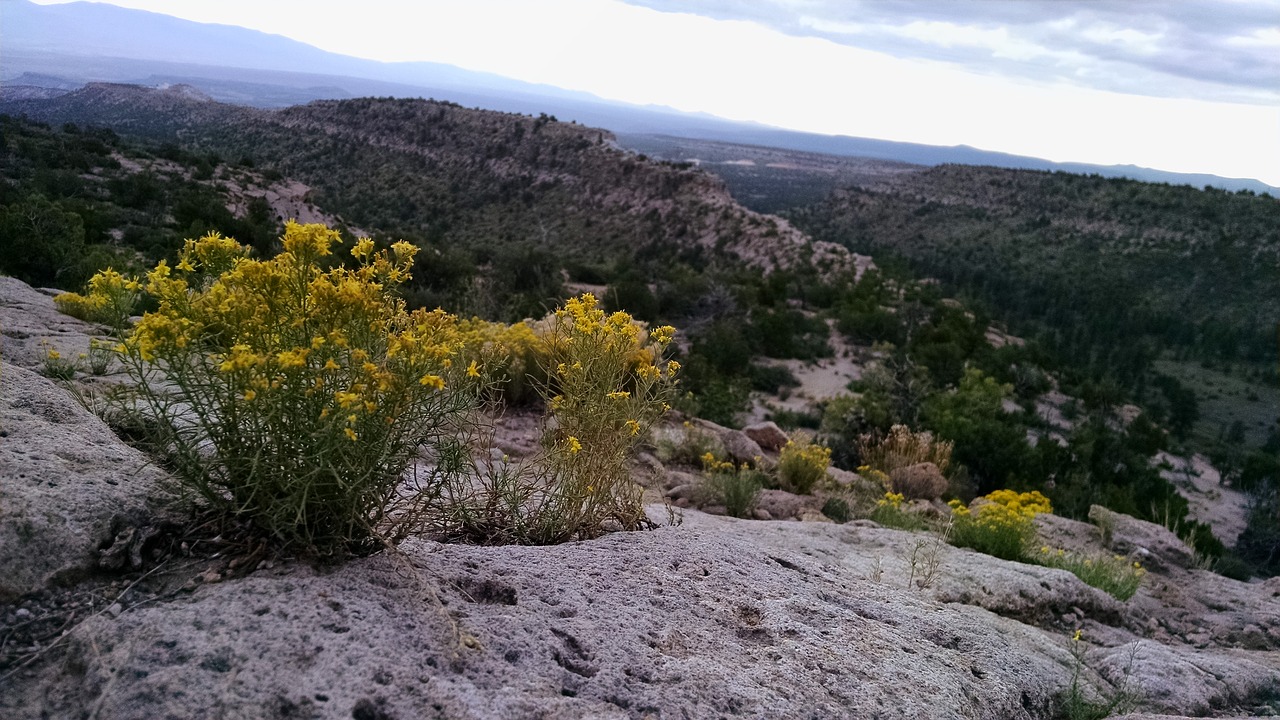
790;166;1280;376
3;86;1277;576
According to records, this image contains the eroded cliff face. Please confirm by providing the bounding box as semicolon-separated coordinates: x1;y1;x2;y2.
2;278;1277;720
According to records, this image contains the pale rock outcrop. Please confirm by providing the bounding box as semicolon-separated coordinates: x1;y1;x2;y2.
1089;505;1195;572
0;363;173;600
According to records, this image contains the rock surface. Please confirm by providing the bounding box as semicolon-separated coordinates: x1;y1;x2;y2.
0;362;172;600
741;421;789;452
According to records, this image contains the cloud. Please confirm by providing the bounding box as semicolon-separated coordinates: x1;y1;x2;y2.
620;0;1280;104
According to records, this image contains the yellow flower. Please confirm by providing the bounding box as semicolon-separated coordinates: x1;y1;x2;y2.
351;237;376;260
419;374;445;390
1072;629;1083;642
243;390;256;401
276;349;308;369
45;349;61;360
467;360;480;378
390;240;418;264
625;419;641;436
566;436;583;454
344;427;358;441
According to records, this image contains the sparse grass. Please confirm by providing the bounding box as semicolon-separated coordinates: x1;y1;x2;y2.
858;423;953;475
869;491;928;531
86;338;115;375
1055;630;1140;720
905;518;951;591
1037;548;1147;601
699;454;765;519
656;420;721;468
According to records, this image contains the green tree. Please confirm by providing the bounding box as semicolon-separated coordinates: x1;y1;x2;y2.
922;368;1029;493
0;194;86;287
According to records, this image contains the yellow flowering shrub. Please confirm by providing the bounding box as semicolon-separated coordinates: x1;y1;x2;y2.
64;226;682;551
525;293;677;542
454;317;544;405
949;489;1052;561
777;437;832;494
868;490;928;531
79;223;477;554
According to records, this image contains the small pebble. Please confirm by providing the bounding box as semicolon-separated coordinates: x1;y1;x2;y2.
105;603;123;618
15;607;32;619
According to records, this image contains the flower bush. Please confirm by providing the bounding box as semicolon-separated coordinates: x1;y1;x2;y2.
532;294;677;540
869;490;928;531
949;489;1052;561
777;436;832;494
81;223;479;554
441;293;679;544
64;225;681;552
53;268;140;324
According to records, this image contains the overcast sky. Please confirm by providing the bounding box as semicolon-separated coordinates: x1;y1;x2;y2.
28;0;1280;185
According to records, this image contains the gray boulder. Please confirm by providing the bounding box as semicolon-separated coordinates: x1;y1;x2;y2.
1089;505;1194;572
0;363;172;599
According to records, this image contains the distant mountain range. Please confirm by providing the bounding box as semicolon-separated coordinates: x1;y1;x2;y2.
3;0;1276;196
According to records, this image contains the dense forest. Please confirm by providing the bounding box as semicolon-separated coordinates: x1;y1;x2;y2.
788;166;1280;382
1;86;1276;577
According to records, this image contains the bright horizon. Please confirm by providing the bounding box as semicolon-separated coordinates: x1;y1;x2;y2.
25;0;1280;187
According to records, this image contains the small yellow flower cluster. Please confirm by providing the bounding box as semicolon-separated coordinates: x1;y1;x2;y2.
858;465;892;490
701;451;738;474
878;491;905;509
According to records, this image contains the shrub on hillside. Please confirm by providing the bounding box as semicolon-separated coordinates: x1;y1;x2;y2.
699;453;764;519
81;224;477;554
